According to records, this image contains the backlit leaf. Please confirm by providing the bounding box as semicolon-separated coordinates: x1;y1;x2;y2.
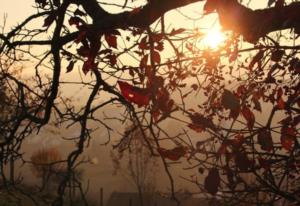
235;152;252;172
43;13;56;27
118;81;150;107
241;107;255;130
74;9;86;16
277;97;285;109
129;7;142;17
253;97;262;112
66;61;75;73
170;28;186;36
203;0;217;14
204;168;220;195
157;146;187;161
217;143;227;156
82;58;97;74
152;51;161;64
105;34;117;49
281;127;296;151
271;49;284;62
222;89;240;110
69;16;83;27
107;54;117;66
35;0;47;7
139;36;148;50
189;113;215;132
77;45;90;57
249;50;264;70
257;129;273;151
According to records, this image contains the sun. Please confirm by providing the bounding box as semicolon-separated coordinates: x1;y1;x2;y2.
201;27;226;49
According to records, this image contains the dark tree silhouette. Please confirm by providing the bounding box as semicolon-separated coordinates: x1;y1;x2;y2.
0;0;299;205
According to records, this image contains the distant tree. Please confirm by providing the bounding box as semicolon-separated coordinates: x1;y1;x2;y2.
0;0;299;205
111;122;158;206
0;65;22;185
30;147;64;191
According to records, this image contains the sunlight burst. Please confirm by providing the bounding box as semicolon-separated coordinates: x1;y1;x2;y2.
202;27;226;49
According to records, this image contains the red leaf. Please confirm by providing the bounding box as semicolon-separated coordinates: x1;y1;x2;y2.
204;168;220;195
80;36;101;74
252;97;262;112
217;143;227;156
249;50;264;70
277;97;285;109
82;58;97;74
74;9;87;16
278;116;292;126
229;46;238;62
241;107;255;130
236;85;247;97
222;89;240;110
139;36;148;50
293;115;300;126
117;81;150;107
157;146;187;161
277;87;283;98
105;34;117;49
36;0;47;7
189;113;215;132
151;33;164;43
203;0;217;14
129;7;142;17
153;88;174;116
139;55;149;69
222;89;240;118
151;110;160;123
281;127;296;151
75;30;87;44
66;61;75;73
107;54;117;66
69;16;84;27
77;45;90;57
235;152;251;172
43;13;56;27
152;51;161;64
257;129;273;151
271;49;284;62
232;134;244;147
170;28;186;36
188;124;204;133
155;42;164;51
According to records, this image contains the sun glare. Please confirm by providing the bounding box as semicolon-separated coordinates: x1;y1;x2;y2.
201;27;226;49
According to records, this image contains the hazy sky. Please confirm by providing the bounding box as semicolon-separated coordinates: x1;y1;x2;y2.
0;0;35;29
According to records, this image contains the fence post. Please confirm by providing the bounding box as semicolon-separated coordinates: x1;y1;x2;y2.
100;187;103;206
